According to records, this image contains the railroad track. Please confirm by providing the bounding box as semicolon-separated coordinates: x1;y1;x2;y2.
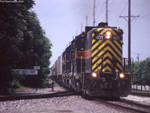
0;91;77;101
95;98;150;113
130;92;150;97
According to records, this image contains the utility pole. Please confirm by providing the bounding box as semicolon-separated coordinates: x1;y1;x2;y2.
128;0;131;71
106;0;108;24
81;23;83;32
120;0;139;71
86;16;88;26
137;53;140;61
93;0;96;26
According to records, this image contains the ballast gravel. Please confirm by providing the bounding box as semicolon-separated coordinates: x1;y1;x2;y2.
122;95;150;106
0;83;149;113
0;95;128;113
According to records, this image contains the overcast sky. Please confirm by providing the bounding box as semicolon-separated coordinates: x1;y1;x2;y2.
32;0;150;66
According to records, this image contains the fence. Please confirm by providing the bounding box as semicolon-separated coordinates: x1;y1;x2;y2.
132;85;150;91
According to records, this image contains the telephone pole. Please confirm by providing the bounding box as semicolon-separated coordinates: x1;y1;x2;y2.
137;53;140;61
128;0;131;70
120;0;139;71
81;23;83;32
86;16;88;26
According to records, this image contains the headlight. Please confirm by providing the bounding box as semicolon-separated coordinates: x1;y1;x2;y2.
91;72;97;78
119;73;125;79
105;31;111;39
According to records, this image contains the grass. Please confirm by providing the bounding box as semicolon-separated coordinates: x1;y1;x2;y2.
131;89;150;94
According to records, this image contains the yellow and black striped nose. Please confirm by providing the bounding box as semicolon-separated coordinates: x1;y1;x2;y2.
91;28;123;72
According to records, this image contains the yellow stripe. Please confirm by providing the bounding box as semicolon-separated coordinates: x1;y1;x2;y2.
95;66;102;72
92;33;95;37
92;39;96;44
103;66;112;72
99;29;107;35
92;50;105;63
92;51;122;72
103;59;112;66
114;40;122;50
105;46;122;63
120;40;123;44
92;59;102;70
117;63;122;71
103;55;122;71
115;29;119;32
92;41;122;65
92;40;102;53
92;40;122;59
92;40;106;57
110;29;117;35
107;40;122;57
97;28;103;32
92;64;97;70
103;52;113;60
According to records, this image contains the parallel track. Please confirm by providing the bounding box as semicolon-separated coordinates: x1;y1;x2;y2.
95;98;150;113
130;92;150;97
0;91;77;101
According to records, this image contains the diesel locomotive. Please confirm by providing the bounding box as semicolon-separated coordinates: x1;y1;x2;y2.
51;23;131;98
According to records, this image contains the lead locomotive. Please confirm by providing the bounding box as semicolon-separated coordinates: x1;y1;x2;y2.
51;23;131;98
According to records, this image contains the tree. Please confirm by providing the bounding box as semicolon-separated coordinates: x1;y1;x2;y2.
20;12;52;87
0;0;52;93
132;58;150;91
0;0;35;93
142;58;150;86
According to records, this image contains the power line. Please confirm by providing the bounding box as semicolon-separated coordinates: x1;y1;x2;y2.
141;12;150;18
114;2;128;25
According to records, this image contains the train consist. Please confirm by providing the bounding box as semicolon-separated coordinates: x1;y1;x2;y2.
51;22;131;98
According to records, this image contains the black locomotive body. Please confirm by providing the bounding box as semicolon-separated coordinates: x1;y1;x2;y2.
51;23;131;98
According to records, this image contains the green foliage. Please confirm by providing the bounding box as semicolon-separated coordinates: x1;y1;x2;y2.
132;58;150;86
142;58;150;85
0;0;52;93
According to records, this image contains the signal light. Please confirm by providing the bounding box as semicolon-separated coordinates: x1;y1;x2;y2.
119;73;125;79
105;31;111;39
116;69;119;73
91;72;97;78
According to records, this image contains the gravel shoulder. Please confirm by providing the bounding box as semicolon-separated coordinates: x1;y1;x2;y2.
0;83;129;113
122;95;150;106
